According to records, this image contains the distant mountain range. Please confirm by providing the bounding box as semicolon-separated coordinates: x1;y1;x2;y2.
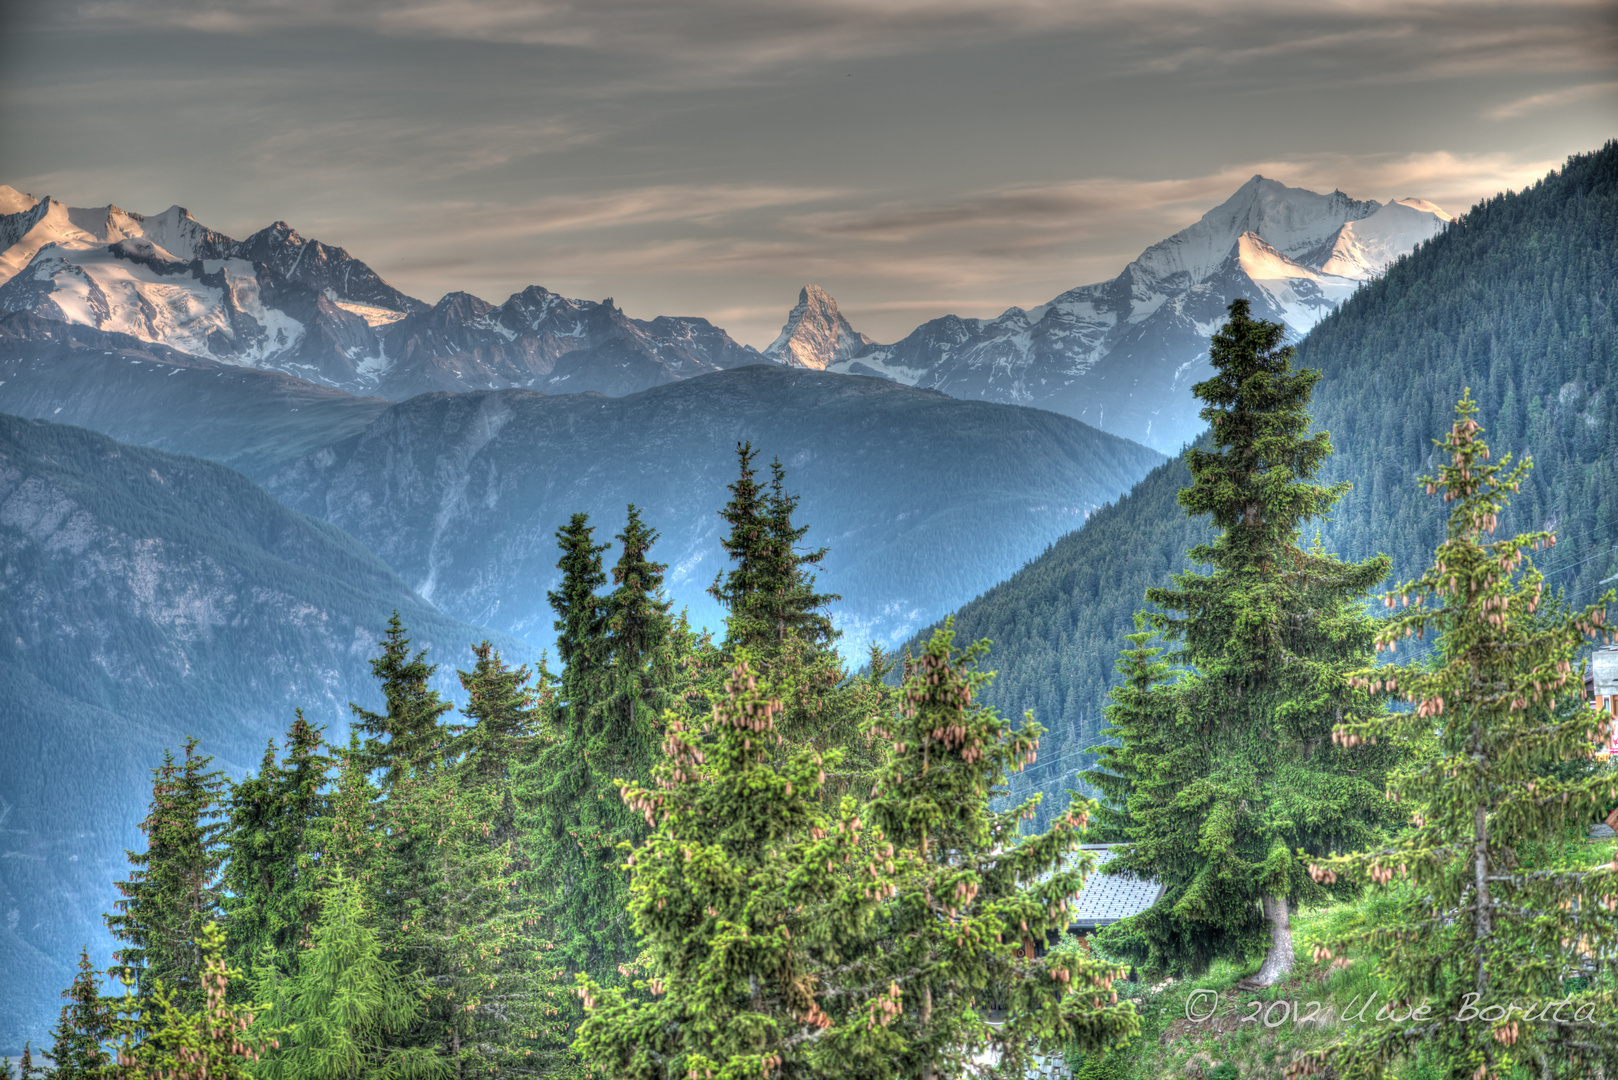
0;178;1448;451
0;186;760;400
813;178;1452;451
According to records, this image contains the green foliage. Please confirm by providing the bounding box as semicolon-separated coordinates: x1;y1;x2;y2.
1093;299;1401;982
250;872;448;1080
917;143;1618;833
14;1044;41;1080
857;623;1139;1078
517;508;672;988
1299;394;1618;1079
109;922;274;1080
707;444;881;801
350;613;455;790
107;737;228;1009
709;444;839;658
49;950;112;1080
572;654;895;1079
222;713;334;982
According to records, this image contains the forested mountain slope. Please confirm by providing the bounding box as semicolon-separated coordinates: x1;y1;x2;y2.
926;142;1618;820
265;365;1166;653
0;416;518;1052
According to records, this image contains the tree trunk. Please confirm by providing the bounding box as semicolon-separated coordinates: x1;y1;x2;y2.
920;984;934;1080
1251;895;1294;986
1474;803;1492;997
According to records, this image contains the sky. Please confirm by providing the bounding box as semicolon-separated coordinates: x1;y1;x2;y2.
2;0;1614;347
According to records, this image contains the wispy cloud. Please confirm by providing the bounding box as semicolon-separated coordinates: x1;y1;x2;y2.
57;0;1618;88
1485;79;1618;119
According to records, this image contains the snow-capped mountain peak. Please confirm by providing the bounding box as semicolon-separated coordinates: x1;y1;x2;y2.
1128;175;1382;293
1314;198;1454;279
763;284;873;370
826;176;1450;452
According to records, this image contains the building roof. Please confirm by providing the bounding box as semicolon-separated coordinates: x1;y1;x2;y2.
1066;845;1165;931
1589;647;1618;698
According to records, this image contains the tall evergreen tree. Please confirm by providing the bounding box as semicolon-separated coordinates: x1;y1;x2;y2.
1098;299;1400;983
854;623;1139;1079
50;949;112;1080
1298;393;1618;1079
518;507;679;997
350;612;453;790
222;713;333;980
707;444;876;799
413;643;573;1080
708;442;771;648
251;871;449;1080
107;738;227;1007
517;514;614;985
1082;615;1174;845
709;444;840;656
572;653;897;1078
15;1044;41;1080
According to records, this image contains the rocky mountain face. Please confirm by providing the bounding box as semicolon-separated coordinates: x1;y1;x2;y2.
0;413;521;1054
824;177;1452;451
762;284;874;369
0;186;761;400
262;365;1165;652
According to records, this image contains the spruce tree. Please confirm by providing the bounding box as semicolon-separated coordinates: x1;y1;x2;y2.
222;713;332;980
417;643;572;1080
108;922;273;1080
517;513;614;983
1082;614;1174;845
251;871;448;1080
707;444;877;799
708;442;771;650
107;738;227;1007
571;653;897;1078
50;949;112;1080
761;456;839;652
1099;299;1400;983
1297;393;1618;1079
854;623;1140;1079
15;1044;40;1080
709;445;839;657
350;612;453;790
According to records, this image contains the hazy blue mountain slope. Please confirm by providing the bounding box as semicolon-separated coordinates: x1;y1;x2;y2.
917;143;1618;820
0;313;392;475
266;365;1166;653
0;415;520;1054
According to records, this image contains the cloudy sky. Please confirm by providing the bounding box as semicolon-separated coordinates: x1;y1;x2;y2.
3;0;1614;345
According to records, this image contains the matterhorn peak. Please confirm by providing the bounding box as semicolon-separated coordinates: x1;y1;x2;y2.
764;285;874;370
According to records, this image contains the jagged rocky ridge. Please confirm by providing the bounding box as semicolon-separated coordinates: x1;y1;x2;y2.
763;284;874;369
0;186;761;399
825;177;1452;451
